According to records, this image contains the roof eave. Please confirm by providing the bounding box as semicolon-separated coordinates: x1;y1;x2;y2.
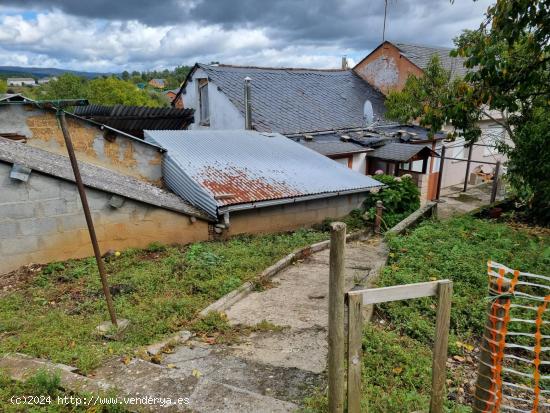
218;186;383;214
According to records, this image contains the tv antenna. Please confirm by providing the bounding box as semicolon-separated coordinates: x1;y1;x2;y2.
382;0;388;41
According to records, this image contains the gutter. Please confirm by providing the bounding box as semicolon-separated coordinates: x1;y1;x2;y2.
217;186;383;214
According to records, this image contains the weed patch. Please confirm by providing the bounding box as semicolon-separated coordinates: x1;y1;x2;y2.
0;229;327;373
0;369;126;412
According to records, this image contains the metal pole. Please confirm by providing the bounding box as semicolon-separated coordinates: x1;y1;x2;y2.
490;161;501;204
463;143;474;192
57;110;118;326
244;77;252;130
328;222;346;413
435;145;446;201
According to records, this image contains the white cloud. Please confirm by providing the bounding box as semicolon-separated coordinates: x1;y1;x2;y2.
0;1;493;72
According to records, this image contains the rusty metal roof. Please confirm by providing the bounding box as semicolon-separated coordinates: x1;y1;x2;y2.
144;129;383;217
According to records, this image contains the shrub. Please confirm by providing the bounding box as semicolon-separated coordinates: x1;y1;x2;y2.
363;174;420;229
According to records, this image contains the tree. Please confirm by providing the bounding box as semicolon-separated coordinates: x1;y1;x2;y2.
386;0;550;223
87;77;164;107
121;70;130;81
40;73;89;100
0;79;7;94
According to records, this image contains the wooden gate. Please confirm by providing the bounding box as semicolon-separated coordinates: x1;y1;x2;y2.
346;280;453;413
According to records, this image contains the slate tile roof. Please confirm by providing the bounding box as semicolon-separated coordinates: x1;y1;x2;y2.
367;142;437;162
0;137;209;220
395;43;469;78
296;140;368;156
189;64;386;135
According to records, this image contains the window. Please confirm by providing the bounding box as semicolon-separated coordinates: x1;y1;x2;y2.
198;79;209;125
482;125;505;157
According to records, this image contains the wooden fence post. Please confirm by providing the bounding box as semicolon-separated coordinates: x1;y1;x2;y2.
430;280;453;413
347;293;363;413
490;160;501;204
435;145;446;201
328;222;346;413
374;200;384;234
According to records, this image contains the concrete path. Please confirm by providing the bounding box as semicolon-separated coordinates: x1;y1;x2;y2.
91;236;389;412
437;182;503;219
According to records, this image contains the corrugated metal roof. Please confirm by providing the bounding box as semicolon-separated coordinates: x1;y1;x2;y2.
145;129;383;217
183;64;386;135
74;104;194;138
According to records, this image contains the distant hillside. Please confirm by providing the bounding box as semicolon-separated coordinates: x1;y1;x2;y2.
0;66;110;79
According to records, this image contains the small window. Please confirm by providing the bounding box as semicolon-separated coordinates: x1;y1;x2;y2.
198;79;209;125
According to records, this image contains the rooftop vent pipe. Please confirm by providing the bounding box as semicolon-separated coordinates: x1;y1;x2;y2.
244;77;252;130
341;56;349;70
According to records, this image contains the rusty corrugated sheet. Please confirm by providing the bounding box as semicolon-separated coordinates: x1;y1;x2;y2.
145;130;383;218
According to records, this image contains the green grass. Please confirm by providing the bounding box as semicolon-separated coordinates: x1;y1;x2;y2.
0;229;328;373
0;369;126;412
379;216;549;349
303;215;549;413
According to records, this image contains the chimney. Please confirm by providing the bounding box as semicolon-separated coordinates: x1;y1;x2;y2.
341;56;348;70
244;77;252;130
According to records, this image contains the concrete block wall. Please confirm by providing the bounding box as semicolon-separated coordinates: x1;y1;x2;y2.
226;193;367;236
0;162;209;275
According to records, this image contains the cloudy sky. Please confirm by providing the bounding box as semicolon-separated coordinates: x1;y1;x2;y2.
0;0;493;73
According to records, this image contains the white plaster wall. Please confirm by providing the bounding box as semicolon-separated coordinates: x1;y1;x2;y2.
183;68;245;130
351;153;366;174
438;121;510;188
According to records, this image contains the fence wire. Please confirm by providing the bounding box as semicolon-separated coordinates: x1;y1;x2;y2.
476;261;550;413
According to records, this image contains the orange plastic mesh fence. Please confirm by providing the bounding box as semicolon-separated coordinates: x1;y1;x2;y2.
477;261;550;413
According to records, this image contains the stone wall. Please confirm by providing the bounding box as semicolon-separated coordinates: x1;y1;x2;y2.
0;105;163;185
0;162;209;274
226;193;367;236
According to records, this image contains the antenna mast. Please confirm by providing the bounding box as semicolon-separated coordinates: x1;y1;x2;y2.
382;0;388;41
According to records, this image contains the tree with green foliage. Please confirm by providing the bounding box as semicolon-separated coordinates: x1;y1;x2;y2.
87;77;164;107
40;73;89;101
0;79;7;94
386;0;550;223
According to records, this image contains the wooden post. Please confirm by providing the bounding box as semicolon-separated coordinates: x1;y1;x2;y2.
473;277;510;413
463;143;474;192
430;280;453;413
435;146;446;201
328;222;346;413
347;293;363;413
374;201;384;234
490;160;501;204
